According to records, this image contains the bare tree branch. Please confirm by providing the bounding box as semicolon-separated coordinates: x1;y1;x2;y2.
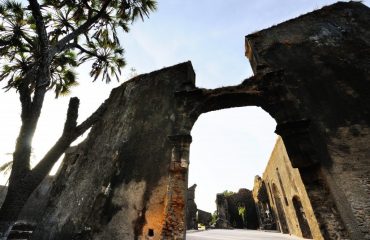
28;0;49;52
28;0;52;114
18;81;32;121
30;97;108;180
63;97;79;133
75;43;100;58
75;98;108;136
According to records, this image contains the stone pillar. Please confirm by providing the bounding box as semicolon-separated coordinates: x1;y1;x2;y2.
215;194;230;228
186;184;198;230
161;135;192;240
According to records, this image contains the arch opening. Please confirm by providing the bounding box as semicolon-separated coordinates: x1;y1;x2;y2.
292;195;313;239
187;106;277;230
271;183;289;234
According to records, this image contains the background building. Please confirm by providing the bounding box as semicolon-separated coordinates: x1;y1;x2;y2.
253;137;323;239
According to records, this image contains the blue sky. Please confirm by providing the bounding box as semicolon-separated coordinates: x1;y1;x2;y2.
1;0;369;213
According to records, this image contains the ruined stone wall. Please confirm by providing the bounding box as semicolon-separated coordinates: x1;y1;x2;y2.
29;2;370;239
228;189;258;229
252;176;277;230
246;3;370;239
261;137;323;239
215;194;230;229
0;177;52;224
215;189;258;229
32;63;196;240
0;186;6;207
197;210;212;227
186;184;197;229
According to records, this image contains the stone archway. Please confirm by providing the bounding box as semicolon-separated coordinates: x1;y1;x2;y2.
33;3;369;240
292;195;313;239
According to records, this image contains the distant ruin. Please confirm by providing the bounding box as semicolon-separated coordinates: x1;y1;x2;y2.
186;184;197;229
215;189;258;230
253;137;322;239
211;137;321;239
185;185;213;230
3;2;367;239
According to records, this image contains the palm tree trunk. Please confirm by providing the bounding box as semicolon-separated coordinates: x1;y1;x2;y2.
0;177;35;236
0;94;107;236
0;74;48;236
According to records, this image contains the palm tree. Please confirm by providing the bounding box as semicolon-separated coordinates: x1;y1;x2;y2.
0;0;156;234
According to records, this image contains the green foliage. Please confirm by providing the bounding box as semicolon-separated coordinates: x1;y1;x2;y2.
222;190;235;197
0;0;157;97
210;210;218;225
238;206;246;224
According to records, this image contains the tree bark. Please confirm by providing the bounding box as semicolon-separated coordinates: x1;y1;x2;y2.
0;176;36;236
0;1;112;236
0;98;107;236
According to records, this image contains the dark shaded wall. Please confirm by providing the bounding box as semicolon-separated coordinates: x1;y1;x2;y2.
185;184;212;229
186;184;197;229
252;176;277;230
215;189;259;230
293;196;313;239
0;186;6;207
32;62;196;240
18;177;53;223
197;210;212;227
0;177;53;224
215;194;230;229
227;189;258;229
246;2;370;239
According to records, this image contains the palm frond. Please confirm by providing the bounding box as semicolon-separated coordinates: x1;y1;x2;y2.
0;161;12;174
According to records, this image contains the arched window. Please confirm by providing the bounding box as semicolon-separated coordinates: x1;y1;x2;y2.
271;183;289;234
292;195;313;239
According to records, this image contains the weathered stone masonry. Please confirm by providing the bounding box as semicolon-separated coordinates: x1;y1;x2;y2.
32;2;370;239
33;63;197;240
255;137;323;239
245;3;370;239
252;176;277;231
